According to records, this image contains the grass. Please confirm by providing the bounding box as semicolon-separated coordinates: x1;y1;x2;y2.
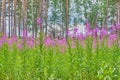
0;36;120;80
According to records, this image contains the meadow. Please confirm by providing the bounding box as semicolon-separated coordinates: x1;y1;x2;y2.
0;23;120;80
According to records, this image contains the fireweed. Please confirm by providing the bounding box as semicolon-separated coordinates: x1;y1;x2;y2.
0;23;120;79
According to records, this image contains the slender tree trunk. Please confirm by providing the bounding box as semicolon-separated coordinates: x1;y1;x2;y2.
22;0;28;30
45;0;49;36
1;0;6;34
0;3;1;32
35;7;38;38
106;0;108;29
11;1;13;36
23;0;28;30
117;3;119;24
0;10;1;33
4;11;6;34
40;0;43;32
14;0;16;36
118;1;120;24
25;0;28;30
118;1;120;37
65;0;68;39
18;0;21;38
32;0;34;37
8;0;10;37
18;16;21;37
22;1;24;30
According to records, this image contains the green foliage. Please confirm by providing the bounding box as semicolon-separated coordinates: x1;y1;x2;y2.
0;37;120;79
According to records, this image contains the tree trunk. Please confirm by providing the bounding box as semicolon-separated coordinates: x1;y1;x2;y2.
1;0;6;34
18;0;21;38
14;0;16;36
8;0;10;37
25;0;28;30
45;0;49;36
118;1;120;37
118;1;120;24
0;3;1;32
31;0;34;37
65;0;68;39
11;1;13;36
106;0;108;29
18;16;21;38
4;11;6;34
22;0;28;31
35;7;38;38
40;0;43;32
0;8;1;33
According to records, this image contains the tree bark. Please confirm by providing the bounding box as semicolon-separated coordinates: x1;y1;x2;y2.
1;0;6;34
8;0;10;37
22;0;28;31
40;0;43;32
31;0;34;37
106;0;108;29
14;0;16;36
11;1;13;36
118;1;120;23
18;0;21;38
0;8;1;33
65;0;68;39
35;7;38;38
45;0;49;36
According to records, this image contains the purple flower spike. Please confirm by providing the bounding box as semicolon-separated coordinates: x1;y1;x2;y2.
74;27;78;34
36;17;42;25
22;29;28;38
85;21;91;32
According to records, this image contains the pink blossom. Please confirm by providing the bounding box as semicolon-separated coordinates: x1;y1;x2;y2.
108;34;117;47
22;29;28;38
26;39;34;48
92;39;96;48
92;27;99;38
44;37;55;47
17;41;23;49
36;17;42;24
71;41;75;48
74;27;78;34
100;28;107;39
85;21;90;30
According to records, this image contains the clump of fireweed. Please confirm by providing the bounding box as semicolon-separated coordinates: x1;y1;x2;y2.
0;22;120;79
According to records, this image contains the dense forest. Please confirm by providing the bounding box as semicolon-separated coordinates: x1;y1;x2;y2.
1;0;120;80
0;0;119;38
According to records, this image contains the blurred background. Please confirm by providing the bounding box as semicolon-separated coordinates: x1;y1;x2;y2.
0;0;119;38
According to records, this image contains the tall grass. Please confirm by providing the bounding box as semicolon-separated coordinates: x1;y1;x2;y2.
0;34;120;80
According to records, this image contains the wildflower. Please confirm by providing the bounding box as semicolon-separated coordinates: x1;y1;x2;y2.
26;38;34;48
66;30;69;36
85;21;91;32
77;33;85;41
100;28;107;39
12;35;17;42
108;34;117;47
16;41;23;49
22;29;28;39
92;27;99;38
1;34;7;43
92;39;96;48
44;37;55;47
71;41;75;48
74;27;78;34
36;17;42;25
